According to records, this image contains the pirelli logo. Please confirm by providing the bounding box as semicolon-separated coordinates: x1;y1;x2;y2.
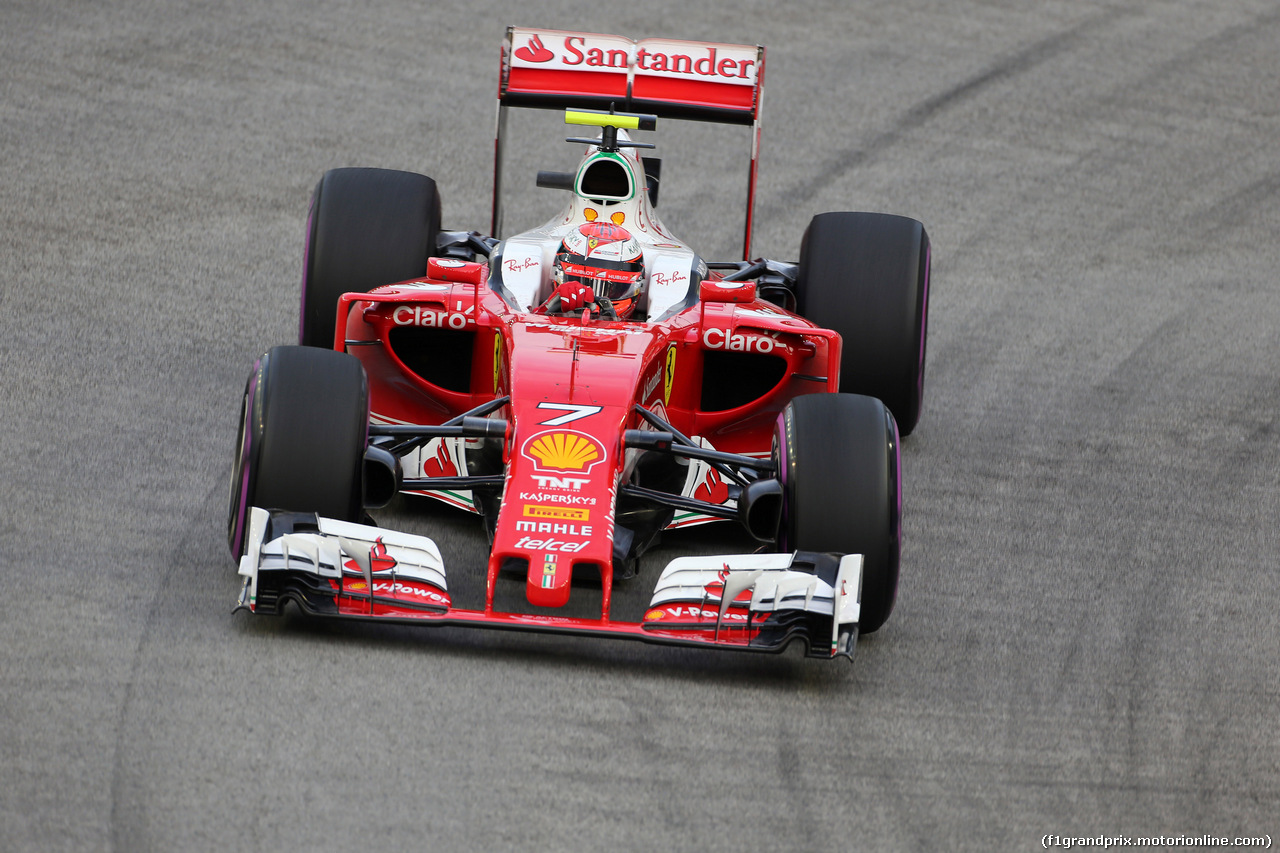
523;504;590;521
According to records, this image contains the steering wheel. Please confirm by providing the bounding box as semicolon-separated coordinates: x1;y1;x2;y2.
536;293;620;321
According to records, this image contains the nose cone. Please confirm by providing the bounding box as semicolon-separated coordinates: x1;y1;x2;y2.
526;548;574;608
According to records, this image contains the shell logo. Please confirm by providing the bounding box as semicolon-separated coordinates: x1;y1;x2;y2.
644;609;666;621
522;430;606;474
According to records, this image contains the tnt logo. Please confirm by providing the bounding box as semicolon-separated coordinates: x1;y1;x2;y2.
532;475;590;490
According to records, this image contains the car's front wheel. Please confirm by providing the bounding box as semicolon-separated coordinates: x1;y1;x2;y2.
775;392;901;633
227;345;370;557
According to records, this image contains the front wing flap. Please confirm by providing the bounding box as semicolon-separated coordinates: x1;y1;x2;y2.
236;507;451;617
642;551;863;659
235;508;862;661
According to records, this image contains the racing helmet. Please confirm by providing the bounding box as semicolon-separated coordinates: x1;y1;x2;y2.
552;222;645;319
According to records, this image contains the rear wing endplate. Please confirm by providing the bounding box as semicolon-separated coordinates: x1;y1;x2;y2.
494;27;766;258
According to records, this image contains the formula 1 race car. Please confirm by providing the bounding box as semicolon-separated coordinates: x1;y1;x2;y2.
227;27;930;661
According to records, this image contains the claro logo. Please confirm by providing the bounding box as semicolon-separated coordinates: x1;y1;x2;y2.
393;306;470;329
702;327;777;354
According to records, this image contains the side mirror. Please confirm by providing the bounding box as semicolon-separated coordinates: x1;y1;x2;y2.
699;279;757;303
427;257;486;285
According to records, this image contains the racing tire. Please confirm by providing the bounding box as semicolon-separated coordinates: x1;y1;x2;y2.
300;167;441;348
227;346;370;557
775;392;900;634
795;212;930;436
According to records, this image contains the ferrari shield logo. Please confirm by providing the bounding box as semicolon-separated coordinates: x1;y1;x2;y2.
664;345;677;405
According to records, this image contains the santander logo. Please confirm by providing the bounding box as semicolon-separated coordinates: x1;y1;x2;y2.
515;34;554;63
510;30;759;84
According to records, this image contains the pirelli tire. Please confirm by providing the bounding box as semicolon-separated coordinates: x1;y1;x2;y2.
227;346;370;558
795;211;930;436
300;167;442;349
775;392;901;634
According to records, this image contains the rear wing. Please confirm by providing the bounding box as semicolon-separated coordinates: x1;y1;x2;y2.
494;27;766;258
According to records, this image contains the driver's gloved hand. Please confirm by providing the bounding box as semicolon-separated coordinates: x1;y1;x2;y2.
556;281;595;311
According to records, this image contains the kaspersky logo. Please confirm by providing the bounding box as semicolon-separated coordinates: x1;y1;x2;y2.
521;430;606;475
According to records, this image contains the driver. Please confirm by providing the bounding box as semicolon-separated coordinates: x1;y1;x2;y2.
548;222;645;320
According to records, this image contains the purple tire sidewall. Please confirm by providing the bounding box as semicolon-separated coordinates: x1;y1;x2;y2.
229;359;262;557
773;407;790;551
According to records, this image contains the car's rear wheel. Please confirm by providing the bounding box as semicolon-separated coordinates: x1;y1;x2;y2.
300;167;441;348
227;346;369;558
795;211;930;435
775;392;900;634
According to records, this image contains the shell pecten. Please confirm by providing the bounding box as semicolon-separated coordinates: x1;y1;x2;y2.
526;431;602;472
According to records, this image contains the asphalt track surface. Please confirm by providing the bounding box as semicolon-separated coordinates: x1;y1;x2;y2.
3;2;1279;851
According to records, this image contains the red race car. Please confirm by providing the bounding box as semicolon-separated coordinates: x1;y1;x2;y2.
227;27;930;661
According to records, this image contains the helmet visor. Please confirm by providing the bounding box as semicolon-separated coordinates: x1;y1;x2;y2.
558;255;644;303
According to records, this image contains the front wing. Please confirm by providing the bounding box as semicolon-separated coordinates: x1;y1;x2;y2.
236;508;863;661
